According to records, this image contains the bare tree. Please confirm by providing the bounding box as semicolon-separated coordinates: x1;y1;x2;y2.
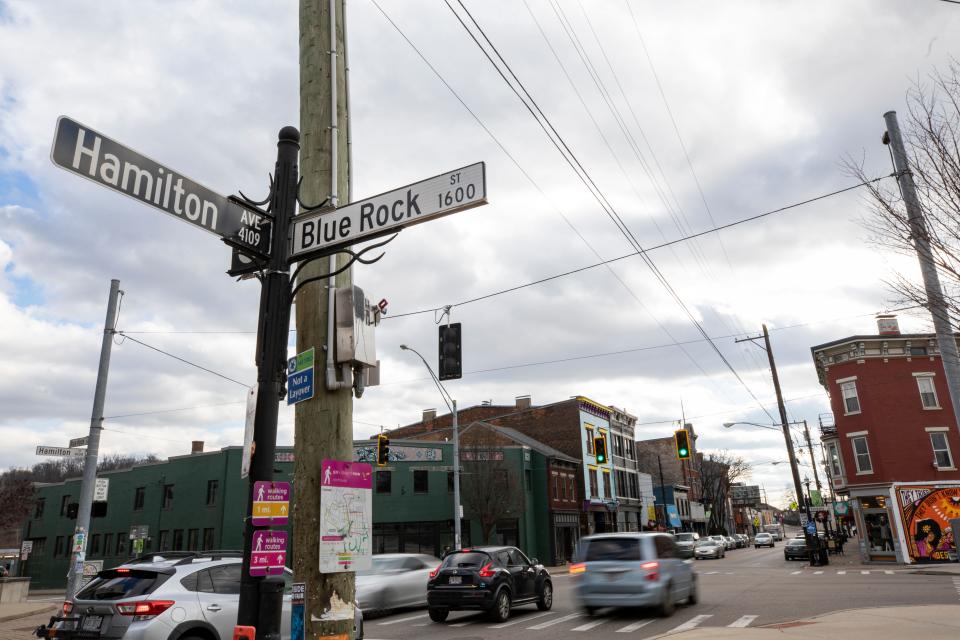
700;452;750;535
0;469;35;532
459;433;525;544
846;60;960;319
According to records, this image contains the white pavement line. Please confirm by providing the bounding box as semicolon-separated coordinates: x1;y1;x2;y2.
667;614;713;633
728;615;758;628
377;613;428;626
449;621;473;627
571;618;607;631
791;571;801;575
837;571;846;575
529;612;583;630
616;620;654;633
488;611;555;629
861;570;871;574
884;570;894;575
703;571;718;575
413;623;429;627
814;571;823;575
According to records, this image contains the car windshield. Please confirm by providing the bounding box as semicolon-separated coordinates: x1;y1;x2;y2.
441;552;490;569
356;557;409;576
583;537;642;561
676;533;696;542
76;569;167;600
696;540;716;547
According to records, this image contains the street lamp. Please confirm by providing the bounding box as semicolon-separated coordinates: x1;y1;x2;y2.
723;420;807;520
400;344;461;550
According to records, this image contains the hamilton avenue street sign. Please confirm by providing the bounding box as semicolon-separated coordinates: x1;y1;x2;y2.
290;162;486;259
51;116;270;256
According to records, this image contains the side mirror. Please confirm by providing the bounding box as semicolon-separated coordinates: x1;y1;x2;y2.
530;558;539;566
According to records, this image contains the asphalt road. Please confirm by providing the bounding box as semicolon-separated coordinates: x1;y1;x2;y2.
363;544;960;640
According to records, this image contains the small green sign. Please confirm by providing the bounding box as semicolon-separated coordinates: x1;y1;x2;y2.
292;348;314;373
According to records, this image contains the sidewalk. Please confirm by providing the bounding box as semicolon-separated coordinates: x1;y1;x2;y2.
654;605;960;639
0;601;57;624
786;537;960;575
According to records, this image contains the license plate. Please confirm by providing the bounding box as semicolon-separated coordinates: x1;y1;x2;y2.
81;615;103;631
448;576;462;585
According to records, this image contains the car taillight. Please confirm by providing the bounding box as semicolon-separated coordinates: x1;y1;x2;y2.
568;562;586;575
429;566;439;580
117;600;175;618
478;562;495;578
116;568;130;573
62;601;74;616
641;561;659;581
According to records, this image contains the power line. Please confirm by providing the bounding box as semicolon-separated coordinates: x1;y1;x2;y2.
387;175;891;319
104;401;245;420
116;332;251;388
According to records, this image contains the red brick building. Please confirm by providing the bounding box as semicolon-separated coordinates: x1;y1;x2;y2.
811;318;960;564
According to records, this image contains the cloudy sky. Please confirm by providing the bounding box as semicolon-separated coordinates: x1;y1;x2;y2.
1;1;957;506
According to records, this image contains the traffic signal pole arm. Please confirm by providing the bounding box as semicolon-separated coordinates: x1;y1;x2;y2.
399;344;454;413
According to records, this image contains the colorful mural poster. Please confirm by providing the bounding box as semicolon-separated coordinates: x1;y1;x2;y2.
897;485;960;563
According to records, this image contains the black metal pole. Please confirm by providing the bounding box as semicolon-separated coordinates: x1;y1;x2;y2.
657;454;666;530
237;127;299;637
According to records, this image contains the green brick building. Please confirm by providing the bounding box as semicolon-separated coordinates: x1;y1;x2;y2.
21;431;558;589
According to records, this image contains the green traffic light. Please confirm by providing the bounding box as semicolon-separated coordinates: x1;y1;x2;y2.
679;448;688;456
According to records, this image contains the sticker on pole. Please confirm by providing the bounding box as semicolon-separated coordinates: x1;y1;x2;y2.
252;481;290;526
291;583;305;640
250;530;287;577
287;348;314;405
319;460;372;572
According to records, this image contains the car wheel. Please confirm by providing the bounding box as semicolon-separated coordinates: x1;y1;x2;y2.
489;589;511;623
537;581;553;611
657;582;675;617
686;575;698;606
428;607;449;623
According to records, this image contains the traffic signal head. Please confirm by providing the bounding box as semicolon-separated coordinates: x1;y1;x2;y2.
674;429;691;459
376;434;390;467
594;435;607;464
438;323;462;381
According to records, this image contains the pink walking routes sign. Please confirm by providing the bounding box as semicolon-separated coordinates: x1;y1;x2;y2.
250;530;287;577
319;460;372;572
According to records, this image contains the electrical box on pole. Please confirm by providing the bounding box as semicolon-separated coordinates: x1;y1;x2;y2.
438;323;462;381
674;429;691;460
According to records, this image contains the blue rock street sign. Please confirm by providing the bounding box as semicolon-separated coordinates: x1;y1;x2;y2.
287;348;315;405
805;521;816;535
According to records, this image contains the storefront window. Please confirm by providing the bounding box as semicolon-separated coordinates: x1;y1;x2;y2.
863;511;895;553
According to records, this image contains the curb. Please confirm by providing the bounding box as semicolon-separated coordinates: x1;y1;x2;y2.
0;604;57;624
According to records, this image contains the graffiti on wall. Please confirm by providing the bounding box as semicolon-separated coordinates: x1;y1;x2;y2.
353;445;443;464
897;485;960;563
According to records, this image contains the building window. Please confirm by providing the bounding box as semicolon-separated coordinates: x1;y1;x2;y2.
525;469;532;490
613;435;623;457
589;470;598;497
187;529;200;550
376;471;392;494
54;536;64;557
602;471;612;498
910;346;928;356
162;484;174;509
34;498;45;519
103;533;113;556
133;487;145;511
172;530;184;551
841;381;860;414
568;476;575;501
827;442;843;477
851;436;872;473
413;470;428;493
90;534;101;556
585;426;595;454
116;534;126;556
930;432;954;469
203;528;216;551
30;538;46;557
158;530;170;551
206;480;219;506
917;376;939;409
60;495;71;516
447;471;455;493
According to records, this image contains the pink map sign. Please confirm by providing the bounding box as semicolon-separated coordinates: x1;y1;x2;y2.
250;530;287;577
319;460;372;572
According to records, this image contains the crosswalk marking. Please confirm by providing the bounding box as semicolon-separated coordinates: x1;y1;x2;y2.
861;570;871;574
728;615;758;628
529;612;583;630
884;570;894;575
571;618;607;631
615;620;654;633
814;571;823;575
377;613;428;626
488;611;555;629
791;570;802;575
837;570;846;575
667;614;712;633
704;571;718;575
449;621;472;627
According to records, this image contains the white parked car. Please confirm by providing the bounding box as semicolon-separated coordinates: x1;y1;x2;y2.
754;532;775;548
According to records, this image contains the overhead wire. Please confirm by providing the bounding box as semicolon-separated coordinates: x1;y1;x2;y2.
115;332;251;388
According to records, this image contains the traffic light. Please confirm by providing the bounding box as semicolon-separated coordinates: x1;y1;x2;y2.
674;429;691;459
438;323;462;381
594;435;607;464
376;433;390;467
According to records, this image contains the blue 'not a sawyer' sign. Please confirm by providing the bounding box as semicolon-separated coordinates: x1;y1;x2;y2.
50;116;270;256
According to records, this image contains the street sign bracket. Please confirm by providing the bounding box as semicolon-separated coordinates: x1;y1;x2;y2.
288;233;398;301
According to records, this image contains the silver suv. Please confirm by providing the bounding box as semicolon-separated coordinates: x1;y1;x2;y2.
36;552;363;640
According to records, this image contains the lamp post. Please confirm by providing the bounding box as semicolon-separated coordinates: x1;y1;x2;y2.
400;344;461;550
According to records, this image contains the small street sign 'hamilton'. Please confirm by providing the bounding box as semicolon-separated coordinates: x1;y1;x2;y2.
290;162;486;259
36;446;86;457
50;116;271;257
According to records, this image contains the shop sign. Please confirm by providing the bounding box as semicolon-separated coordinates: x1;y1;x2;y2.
897;485;960;563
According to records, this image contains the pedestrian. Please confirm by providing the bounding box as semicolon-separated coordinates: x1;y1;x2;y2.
0;564;9;577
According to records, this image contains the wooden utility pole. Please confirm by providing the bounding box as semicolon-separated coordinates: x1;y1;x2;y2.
295;1;354;638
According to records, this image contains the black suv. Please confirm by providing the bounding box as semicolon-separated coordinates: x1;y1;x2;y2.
427;546;552;623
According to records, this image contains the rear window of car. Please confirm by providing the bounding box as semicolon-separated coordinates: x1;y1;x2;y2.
787;538;806;546
441;552;490;568
676;533;696;542
76;569;168;600
583;537;642;561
